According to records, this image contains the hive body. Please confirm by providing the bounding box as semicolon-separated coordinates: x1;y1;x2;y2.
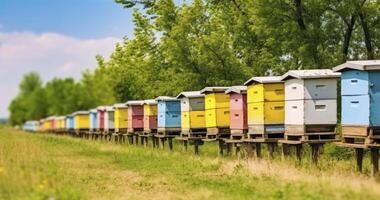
143;100;158;133
114;105;128;132
157;98;181;129
204;93;230;128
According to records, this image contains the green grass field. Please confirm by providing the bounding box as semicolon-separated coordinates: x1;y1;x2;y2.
1;126;380;200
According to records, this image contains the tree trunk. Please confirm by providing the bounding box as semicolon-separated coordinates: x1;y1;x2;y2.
294;0;306;31
342;15;356;62
359;11;374;59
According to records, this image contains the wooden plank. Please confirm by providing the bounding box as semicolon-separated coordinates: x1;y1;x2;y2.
285;125;305;135
342;125;368;137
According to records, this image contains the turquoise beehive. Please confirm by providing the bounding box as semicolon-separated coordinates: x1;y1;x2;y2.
156;96;181;130
334;60;380;138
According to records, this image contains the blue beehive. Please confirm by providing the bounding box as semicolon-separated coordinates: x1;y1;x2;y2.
89;109;97;131
156;96;181;130
66;114;75;130
334;60;380;138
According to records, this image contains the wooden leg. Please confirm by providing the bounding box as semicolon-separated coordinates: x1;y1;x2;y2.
226;143;232;155
194;140;199;155
296;144;302;163
282;144;290;159
355;148;364;173
371;148;379;176
245;143;254;159
168;138;173;151
311;144;320;165
268;143;275;159
161;138;165;149
255;143;262;159
152;136;156;148
219;140;225;156
184;140;188;151
235;144;241;158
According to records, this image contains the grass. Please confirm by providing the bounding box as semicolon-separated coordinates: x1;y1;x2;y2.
0;126;380;200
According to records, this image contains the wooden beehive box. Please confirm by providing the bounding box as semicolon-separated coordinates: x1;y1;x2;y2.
65;114;75;131
74;111;90;130
200;87;230;135
89;109;97;132
225;86;247;134
156;96;181;133
244;76;285;137
56;116;66;132
127;100;145;133
176;91;206;134
96;106;106;131
281;69;340;139
334;60;380;145
104;106;115;133
143;99;158;133
113;103;128;133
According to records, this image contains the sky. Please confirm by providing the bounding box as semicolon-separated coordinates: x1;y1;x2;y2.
0;0;136;118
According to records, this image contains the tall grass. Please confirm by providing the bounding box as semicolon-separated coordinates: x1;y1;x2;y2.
1;127;379;200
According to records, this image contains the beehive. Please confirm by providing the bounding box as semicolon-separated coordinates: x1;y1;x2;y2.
114;103;128;133
281;70;340;136
74;111;90;130
66;114;75;131
156;96;181;132
244;76;284;136
225;86;247;134
200;87;230;130
96;106;106;132
104;106;115;133
143;99;158;133
89;109;97;132
176;91;206;133
23;121;39;132
127;100;144;133
334;60;380;140
56;116;66;132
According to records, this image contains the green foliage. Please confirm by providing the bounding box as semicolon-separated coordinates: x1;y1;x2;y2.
9;0;380;124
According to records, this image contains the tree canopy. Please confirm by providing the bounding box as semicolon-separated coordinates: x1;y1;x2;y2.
9;0;380;125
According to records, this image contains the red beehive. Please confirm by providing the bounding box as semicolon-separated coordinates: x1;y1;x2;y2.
97;106;106;130
226;86;248;134
127;100;145;132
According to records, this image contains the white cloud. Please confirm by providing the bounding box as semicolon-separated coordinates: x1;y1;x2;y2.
0;31;122;118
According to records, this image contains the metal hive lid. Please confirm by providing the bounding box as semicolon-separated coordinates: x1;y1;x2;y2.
281;69;340;80
333;60;380;72
73;111;90;115
105;106;114;111
244;76;282;85
113;103;128;108
176;91;204;99
126;100;145;106
200;87;230;94
155;96;178;101
225;86;247;94
143;99;157;105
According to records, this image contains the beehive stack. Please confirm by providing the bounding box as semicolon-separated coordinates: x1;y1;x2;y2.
56;116;66;133
200;87;230;138
176;91;206;137
114;103;128;134
334;60;380;147
143;99;158;134
244;76;285;140
225;86;247;137
65;114;75;133
104;106;115;134
127;100;145;133
74;111;90;134
280;70;340;143
89;109;97;133
156;96;182;135
96;106;106;133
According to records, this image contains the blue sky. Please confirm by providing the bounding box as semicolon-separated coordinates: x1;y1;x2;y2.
0;0;134;39
0;0;139;118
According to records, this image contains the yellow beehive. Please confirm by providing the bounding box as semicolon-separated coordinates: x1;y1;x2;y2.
200;87;230;128
144;103;157;116
205;93;230;109
74;111;90;130
114;103;128;130
181;111;206;129
244;76;284;125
